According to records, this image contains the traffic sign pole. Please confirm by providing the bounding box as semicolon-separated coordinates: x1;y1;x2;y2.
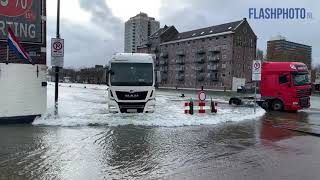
54;0;60;116
252;60;262;114
253;82;257;114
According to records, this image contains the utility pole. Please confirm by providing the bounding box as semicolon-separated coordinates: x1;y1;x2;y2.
54;0;60;115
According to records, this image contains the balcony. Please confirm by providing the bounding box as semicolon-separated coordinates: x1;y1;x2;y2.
160;66;168;72
161;74;168;81
195;57;205;63
197;74;205;81
159;60;168;65
175;74;185;81
197;48;206;54
195;66;204;72
175;66;185;72
207;65;218;71
208;47;221;53
209;74;219;81
208;56;220;62
176;50;185;56
160;52;168;58
175;58;185;64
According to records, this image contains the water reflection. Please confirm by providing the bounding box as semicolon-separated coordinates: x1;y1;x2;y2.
97;126;155;179
0;125;51;180
0;108;319;180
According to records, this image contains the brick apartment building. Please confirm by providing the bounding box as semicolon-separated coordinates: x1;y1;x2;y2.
267;37;312;69
138;18;257;90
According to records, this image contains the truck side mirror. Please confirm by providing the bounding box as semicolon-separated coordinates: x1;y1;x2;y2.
106;70;113;86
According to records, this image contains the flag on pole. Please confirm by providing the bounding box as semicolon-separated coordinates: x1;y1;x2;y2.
7;27;33;64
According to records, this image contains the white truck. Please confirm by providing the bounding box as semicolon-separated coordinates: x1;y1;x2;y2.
107;53;156;113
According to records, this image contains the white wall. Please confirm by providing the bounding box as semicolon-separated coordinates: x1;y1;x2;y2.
0;63;47;117
232;77;246;91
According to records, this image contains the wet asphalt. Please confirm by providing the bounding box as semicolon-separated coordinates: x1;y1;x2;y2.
0;93;320;180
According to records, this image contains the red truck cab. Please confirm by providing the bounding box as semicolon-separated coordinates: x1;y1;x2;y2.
260;61;311;111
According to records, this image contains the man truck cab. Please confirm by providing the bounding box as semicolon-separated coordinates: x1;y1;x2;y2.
260;61;311;111
107;53;156;113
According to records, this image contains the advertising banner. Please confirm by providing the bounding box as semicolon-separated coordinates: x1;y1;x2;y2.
0;0;42;43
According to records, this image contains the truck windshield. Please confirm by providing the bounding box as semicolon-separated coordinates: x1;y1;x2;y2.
293;73;310;86
110;63;153;86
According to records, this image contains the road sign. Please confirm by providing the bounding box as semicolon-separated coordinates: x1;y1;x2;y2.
252;73;261;81
51;38;64;57
252;60;262;81
198;91;206;101
51;38;64;67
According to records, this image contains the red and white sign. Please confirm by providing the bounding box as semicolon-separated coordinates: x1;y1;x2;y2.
51;38;64;67
198;91;206;101
252;60;261;81
51;38;64;57
0;0;33;17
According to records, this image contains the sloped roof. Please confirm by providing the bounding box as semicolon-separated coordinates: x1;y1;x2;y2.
149;25;171;38
171;19;244;41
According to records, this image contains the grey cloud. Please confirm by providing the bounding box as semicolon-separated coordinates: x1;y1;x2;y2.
48;0;124;67
78;0;123;38
159;0;320;66
48;0;319;67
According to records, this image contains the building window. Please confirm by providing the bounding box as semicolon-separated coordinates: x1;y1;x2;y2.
222;55;227;59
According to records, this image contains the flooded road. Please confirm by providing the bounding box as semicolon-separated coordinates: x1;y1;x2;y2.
0;84;320;180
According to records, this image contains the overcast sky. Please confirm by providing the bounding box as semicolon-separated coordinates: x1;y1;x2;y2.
46;0;320;68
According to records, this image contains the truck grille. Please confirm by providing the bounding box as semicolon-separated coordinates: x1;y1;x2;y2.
116;91;148;100
299;97;309;108
117;102;146;113
296;89;311;98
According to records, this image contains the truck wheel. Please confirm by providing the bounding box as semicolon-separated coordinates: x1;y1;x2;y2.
229;98;242;105
261;101;270;110
271;100;283;111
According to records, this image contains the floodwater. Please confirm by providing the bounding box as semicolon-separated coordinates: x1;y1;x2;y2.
1;83;320;180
